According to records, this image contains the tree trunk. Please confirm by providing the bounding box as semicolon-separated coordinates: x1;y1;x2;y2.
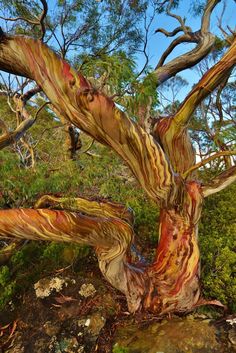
141;180;202;314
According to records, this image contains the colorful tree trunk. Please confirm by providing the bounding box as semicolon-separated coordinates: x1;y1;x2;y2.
0;29;236;315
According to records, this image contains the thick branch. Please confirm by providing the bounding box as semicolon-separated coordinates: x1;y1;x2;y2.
34;194;134;225
202;165;236;197
173;37;236;127
156;33;198;69
0;31;175;204
0;207;145;312
154;0;220;85
152;36;236;174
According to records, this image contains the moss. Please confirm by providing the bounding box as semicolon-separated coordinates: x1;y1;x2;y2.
112;344;130;353
0;265;16;309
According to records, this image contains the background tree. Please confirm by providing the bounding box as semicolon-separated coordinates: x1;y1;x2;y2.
0;0;235;315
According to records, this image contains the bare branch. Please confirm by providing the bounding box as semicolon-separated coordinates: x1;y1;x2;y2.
38;0;48;40
156;33;198;68
0;15;39;25
166;0;189;34
0;93;49;150
155;26;186;37
154;0;221;85
0;117;35;149
21;86;42;103
78;138;94;155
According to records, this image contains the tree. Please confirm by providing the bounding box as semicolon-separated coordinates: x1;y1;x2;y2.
0;0;235;315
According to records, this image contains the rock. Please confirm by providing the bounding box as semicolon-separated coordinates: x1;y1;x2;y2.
77;312;106;337
48;335;83;353
114;317;224;353
78;283;96;298
77;318;87;327
87;312;106;336
229;328;236;345
226;317;236;326
43;321;61;336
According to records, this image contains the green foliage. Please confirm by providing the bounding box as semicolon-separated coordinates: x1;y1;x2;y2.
112;344;130;353
1;0;148;56
78;51;136;97
41;242;90;266
199;183;236;311
127;71;159;116
0;240;91;308
189;1;205;16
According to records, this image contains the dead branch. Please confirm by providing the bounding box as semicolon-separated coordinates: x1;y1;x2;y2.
154;0;221;84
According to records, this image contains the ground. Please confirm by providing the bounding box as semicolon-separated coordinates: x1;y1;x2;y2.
0;251;235;353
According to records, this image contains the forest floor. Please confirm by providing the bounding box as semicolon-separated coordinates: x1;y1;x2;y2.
0;251;235;353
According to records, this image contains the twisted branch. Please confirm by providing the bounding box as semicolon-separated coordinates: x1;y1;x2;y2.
0;30;175;204
0;206;145;312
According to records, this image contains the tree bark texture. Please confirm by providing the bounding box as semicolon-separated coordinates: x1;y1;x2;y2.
0;30;235;314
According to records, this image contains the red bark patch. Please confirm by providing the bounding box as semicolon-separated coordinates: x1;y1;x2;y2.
155;117;172;136
77;72;91;90
62;61;75;82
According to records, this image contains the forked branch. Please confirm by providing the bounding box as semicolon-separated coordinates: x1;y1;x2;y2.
0;0;48;40
0;116;35;149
